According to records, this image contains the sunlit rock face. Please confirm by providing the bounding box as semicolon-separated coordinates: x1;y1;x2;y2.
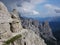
10;9;23;32
0;1;12;39
0;2;12;23
13;29;46;45
0;2;12;39
0;2;46;45
10;9;46;45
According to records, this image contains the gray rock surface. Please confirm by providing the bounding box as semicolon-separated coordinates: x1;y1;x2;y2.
21;18;57;45
39;21;57;45
13;29;46;45
0;2;12;23
21;19;40;36
0;1;12;39
41;21;56;40
10;9;23;32
0;2;46;45
0;23;12;39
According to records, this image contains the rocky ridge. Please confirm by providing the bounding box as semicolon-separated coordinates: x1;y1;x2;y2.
0;2;46;45
21;17;57;45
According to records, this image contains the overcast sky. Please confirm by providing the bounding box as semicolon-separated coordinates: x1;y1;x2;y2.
0;0;60;18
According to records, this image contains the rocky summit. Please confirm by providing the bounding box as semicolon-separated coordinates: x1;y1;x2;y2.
0;2;46;45
21;17;57;45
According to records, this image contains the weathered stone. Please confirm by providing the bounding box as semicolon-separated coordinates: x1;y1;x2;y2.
12;29;46;45
21;18;40;36
0;2;12;23
0;2;12;40
11;9;20;19
21;18;57;45
10;9;23;32
0;1;8;12
40;21;57;45
0;23;12;39
43;21;56;40
0;2;47;45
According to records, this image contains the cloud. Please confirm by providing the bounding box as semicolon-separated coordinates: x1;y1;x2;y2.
0;0;45;17
55;9;60;13
44;4;60;13
15;0;45;16
16;2;40;15
17;7;40;15
30;0;45;4
43;4;60;17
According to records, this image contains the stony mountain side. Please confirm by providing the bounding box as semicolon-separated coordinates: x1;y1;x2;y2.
0;2;46;45
21;18;40;36
21;18;57;45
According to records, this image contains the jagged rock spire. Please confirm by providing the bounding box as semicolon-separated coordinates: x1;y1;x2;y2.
10;9;23;32
40;21;57;45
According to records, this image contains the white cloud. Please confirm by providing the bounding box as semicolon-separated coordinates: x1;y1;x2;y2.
43;4;60;17
44;4;60;10
16;0;45;16
17;7;40;15
32;10;40;15
1;0;49;17
30;0;45;4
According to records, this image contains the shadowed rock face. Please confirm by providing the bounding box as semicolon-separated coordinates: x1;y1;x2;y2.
0;2;46;45
40;21;57;45
41;21;56;40
21;18;40;36
21;18;57;45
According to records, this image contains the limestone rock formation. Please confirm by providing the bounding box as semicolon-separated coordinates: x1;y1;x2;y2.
40;21;57;45
21;18;40;36
0;2;46;45
10;9;23;32
12;29;46;45
41;21;56;40
0;1;12;39
21;18;57;45
0;2;12;23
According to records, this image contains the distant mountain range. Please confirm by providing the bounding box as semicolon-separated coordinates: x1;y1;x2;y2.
21;16;60;31
34;16;60;22
35;16;60;41
28;16;60;31
21;16;60;41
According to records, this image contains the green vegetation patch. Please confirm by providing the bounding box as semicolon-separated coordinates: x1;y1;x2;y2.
3;34;22;45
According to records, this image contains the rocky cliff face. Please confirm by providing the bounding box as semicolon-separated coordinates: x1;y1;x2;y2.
21;18;57;45
21;18;40;36
0;2;46;45
40;21;57;45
